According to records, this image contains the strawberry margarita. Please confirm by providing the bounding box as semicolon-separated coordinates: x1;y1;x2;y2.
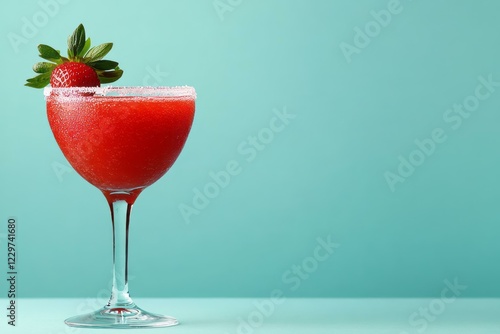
28;24;196;328
46;87;195;202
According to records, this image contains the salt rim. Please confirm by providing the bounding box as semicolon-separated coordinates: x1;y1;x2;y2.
44;86;196;98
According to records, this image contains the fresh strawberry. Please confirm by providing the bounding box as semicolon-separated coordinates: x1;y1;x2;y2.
26;24;123;89
50;62;100;88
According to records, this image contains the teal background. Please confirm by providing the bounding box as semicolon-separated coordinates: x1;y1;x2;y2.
1;0;500;298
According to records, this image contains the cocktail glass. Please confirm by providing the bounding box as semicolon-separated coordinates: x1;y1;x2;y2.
45;86;196;328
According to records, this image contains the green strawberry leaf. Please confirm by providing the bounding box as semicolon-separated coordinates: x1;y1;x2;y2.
85;43;113;62
98;69;123;84
88;60;119;70
25;72;51;88
38;44;62;63
68;24;86;58
79;38;91;57
33;62;56;73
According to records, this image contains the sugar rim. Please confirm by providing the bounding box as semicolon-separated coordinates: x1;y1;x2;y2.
44;86;196;98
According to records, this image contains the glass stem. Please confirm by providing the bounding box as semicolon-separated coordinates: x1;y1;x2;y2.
107;197;134;308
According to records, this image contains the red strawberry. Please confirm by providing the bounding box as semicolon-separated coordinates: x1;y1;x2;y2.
26;24;123;89
50;62;100;88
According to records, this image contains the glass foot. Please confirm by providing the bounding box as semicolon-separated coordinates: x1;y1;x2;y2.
65;303;179;328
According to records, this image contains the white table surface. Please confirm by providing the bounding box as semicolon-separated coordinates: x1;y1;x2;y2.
1;298;499;333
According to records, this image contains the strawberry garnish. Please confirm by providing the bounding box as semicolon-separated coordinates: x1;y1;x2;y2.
25;24;123;88
50;62;100;88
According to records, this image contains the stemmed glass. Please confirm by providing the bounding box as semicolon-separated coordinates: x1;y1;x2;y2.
45;86;196;328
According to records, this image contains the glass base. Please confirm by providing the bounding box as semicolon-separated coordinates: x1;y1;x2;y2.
65;304;179;329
